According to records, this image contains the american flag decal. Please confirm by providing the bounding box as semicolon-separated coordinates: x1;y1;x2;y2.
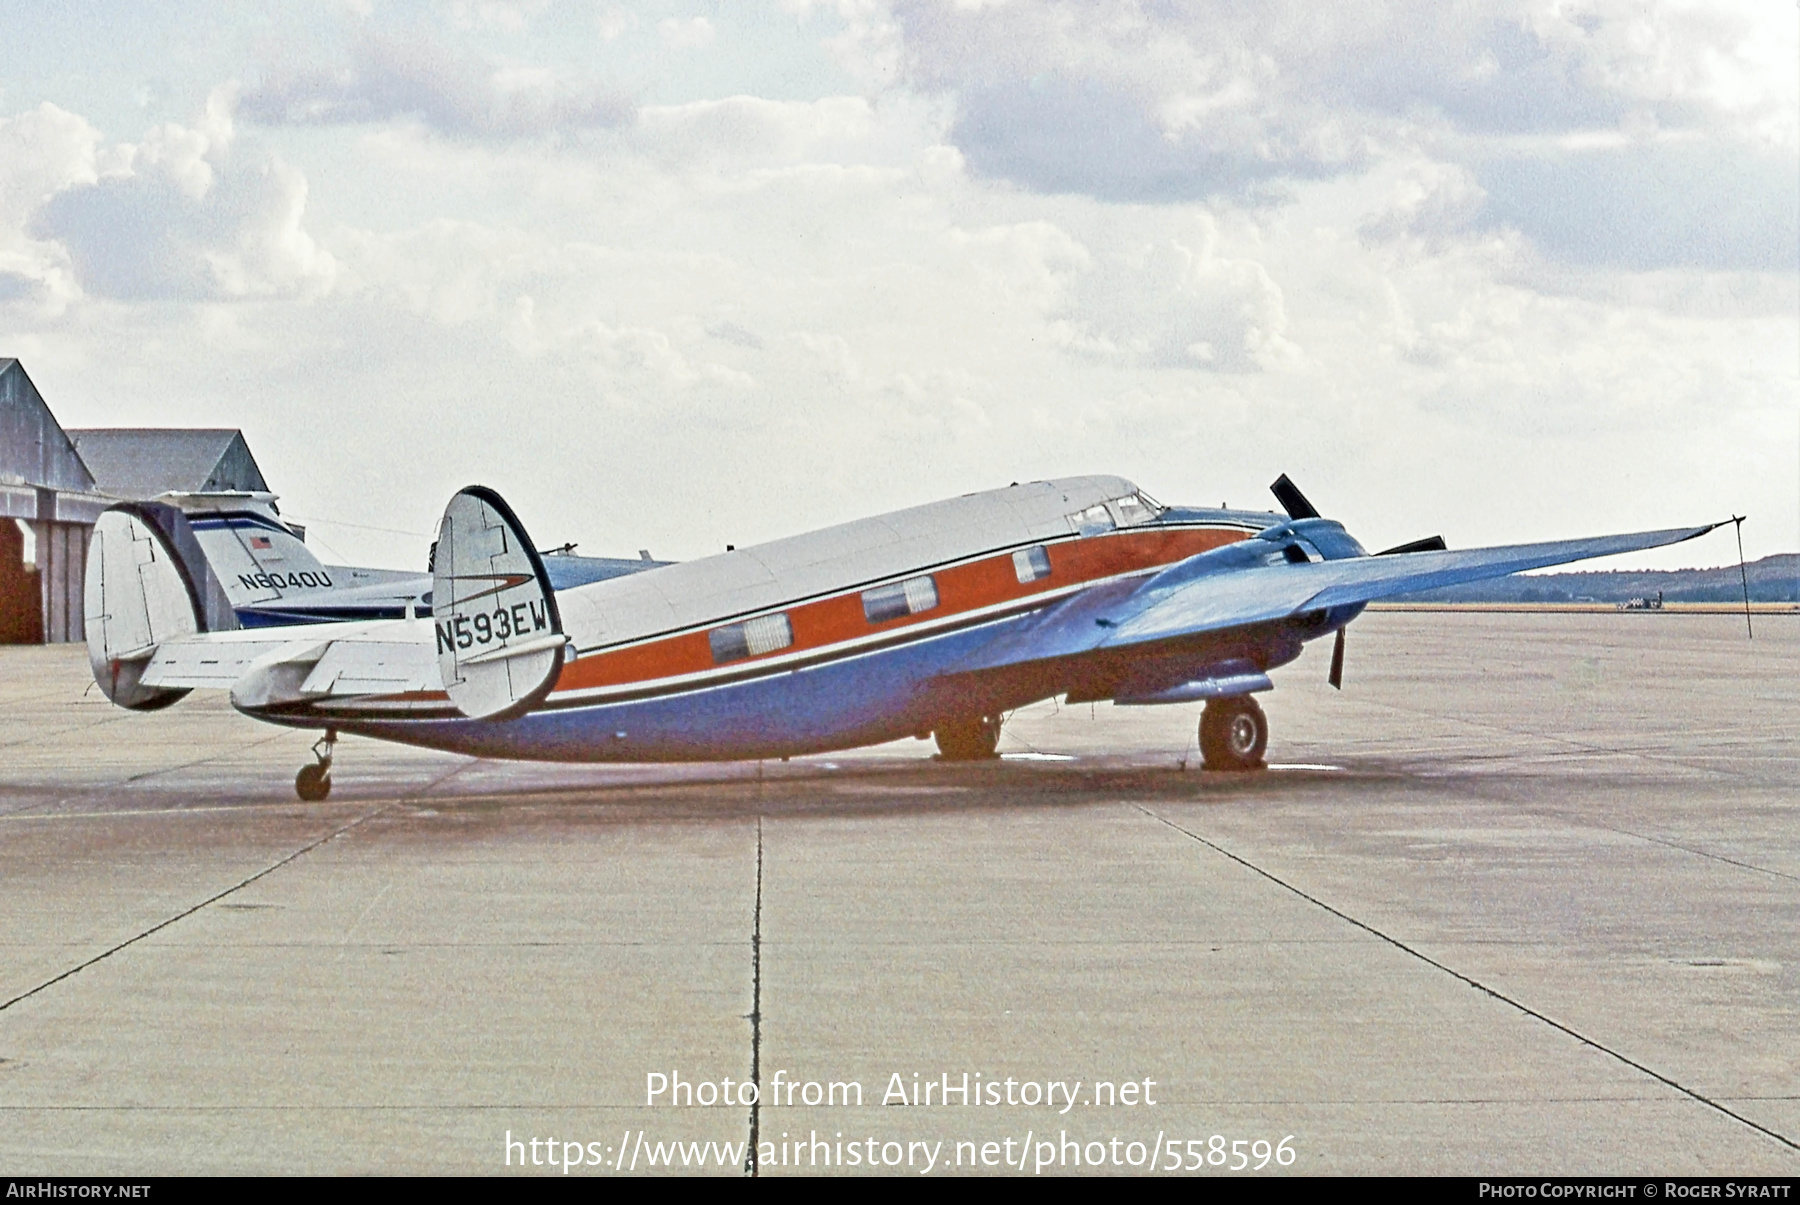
249;535;272;550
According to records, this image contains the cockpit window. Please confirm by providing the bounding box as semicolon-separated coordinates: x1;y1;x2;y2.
1069;504;1115;537
1110;491;1162;527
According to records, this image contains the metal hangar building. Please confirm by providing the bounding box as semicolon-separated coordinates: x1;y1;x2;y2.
0;358;273;644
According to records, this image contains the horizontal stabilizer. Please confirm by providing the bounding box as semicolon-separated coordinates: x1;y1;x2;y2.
122;620;439;710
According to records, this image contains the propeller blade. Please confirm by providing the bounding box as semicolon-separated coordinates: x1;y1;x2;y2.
1270;474;1321;520
1376;535;1448;555
1328;627;1345;690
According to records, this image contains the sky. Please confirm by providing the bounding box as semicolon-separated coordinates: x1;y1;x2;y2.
1;0;1794;572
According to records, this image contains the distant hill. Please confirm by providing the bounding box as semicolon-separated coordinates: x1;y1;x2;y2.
1392;553;1799;604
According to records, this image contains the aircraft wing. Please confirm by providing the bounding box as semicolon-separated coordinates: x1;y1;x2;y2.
957;523;1722;672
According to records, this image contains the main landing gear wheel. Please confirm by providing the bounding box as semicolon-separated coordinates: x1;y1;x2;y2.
1199;697;1267;772
934;714;1002;761
295;730;337;801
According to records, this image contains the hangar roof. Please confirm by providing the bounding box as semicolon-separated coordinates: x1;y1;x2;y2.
0;359;96;493
67;428;270;499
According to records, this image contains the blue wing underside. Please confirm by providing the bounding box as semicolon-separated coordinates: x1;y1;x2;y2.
935;522;1721;711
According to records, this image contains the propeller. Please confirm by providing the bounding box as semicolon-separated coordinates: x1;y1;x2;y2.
1375;535;1447;555
1270;474;1320;520
1267;473;1440;692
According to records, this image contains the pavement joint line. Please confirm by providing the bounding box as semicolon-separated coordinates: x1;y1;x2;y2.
0;811;386;1015
1341;695;1787;787
1139;805;1800;1156
0;729;309;819
117;731;297;788
411;756;487;797
0;711;135;750
1534;815;1800;886
746;814;764;1178
0;759;472;1017
1443;775;1800;887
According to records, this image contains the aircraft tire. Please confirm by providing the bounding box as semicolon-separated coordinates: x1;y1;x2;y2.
935;714;1002;761
1199;697;1268;771
295;763;332;802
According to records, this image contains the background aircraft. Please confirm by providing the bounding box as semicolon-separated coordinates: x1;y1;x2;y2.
136;490;671;627
83;475;1719;799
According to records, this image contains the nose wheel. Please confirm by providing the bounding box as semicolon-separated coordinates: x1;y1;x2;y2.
295;730;336;801
1199;697;1267;771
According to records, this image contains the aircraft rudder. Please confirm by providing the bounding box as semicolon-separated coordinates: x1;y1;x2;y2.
83;505;205;710
431;485;567;720
181;499;332;612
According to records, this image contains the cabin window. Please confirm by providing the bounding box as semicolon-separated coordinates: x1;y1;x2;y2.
1013;545;1051;583
1070;504;1114;537
709;613;793;664
862;575;938;623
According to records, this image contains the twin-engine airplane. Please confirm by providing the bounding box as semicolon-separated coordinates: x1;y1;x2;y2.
83;475;1719;800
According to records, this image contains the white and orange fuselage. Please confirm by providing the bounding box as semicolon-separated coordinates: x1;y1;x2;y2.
310;476;1287;760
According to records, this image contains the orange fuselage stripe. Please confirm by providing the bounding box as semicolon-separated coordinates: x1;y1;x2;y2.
550;525;1247;695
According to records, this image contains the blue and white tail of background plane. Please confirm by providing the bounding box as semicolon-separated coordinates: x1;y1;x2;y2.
135;491;671;628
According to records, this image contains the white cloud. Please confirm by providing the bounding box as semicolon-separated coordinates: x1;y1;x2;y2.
0;104;101;228
450;1;550;34
0;103;101;309
1060;229;1299;372
634;95;881;169
944;220;1089;314
1360;161;1489;248
868;0;1798;270
658;16;716;49
786;0;906;86
28;90;337;301
240;33;633;138
597;5;638;41
1472;137;1799;271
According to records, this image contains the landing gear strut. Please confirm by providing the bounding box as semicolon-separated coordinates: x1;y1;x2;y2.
296;729;336;801
1199;697;1267;771
935;714;1002;761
